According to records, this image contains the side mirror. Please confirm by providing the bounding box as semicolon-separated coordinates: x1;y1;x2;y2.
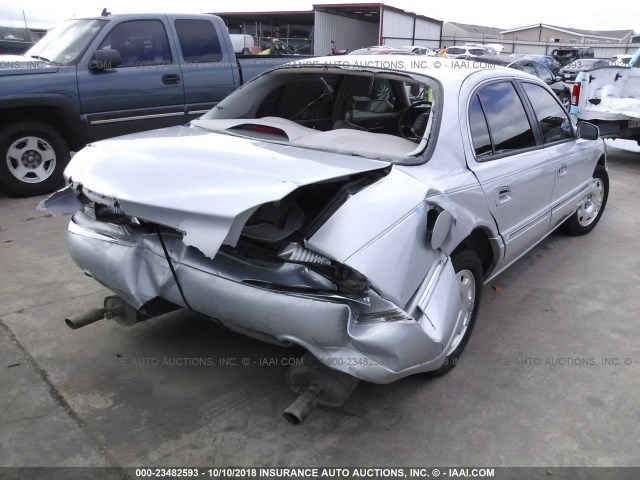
89;49;122;71
576;121;599;140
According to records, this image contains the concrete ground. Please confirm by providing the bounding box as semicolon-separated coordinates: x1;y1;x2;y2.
0;142;639;470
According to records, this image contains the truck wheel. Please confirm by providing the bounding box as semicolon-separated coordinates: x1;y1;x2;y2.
562;165;609;235
426;249;483;377
0;122;69;197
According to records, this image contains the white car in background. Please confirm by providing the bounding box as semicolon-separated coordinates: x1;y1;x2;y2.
400;45;436;56
445;45;490;58
608;54;633;66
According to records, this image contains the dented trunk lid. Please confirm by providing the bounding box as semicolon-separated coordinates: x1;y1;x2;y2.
47;124;390;257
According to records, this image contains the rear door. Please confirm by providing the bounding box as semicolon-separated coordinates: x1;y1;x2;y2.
77;17;186;142
464;80;556;267
169;16;238;122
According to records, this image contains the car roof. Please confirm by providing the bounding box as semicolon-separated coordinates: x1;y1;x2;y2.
287;55;528;88
349;48;417;55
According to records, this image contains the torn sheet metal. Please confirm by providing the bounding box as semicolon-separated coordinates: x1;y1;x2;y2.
46;124;390;258
66;212;463;383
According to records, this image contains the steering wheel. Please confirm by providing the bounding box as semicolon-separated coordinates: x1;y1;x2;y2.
397;101;431;139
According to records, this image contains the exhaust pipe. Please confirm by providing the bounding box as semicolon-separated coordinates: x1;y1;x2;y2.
283;353;360;424
64;296;126;330
64;296;179;330
283;384;321;425
65;308;106;329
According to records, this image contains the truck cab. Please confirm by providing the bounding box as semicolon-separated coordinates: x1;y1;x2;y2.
0;13;298;196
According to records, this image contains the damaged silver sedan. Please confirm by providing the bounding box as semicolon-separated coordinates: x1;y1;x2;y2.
43;57;608;392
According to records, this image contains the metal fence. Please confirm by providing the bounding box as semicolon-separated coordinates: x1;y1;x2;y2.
441;35;639;58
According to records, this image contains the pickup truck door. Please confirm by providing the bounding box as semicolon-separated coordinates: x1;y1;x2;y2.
464;80;556;267
77;18;186;142
168;16;239;122
518;81;597;229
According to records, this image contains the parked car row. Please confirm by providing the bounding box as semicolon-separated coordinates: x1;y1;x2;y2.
467;54;571;109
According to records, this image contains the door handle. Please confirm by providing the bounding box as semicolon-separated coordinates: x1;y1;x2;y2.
558;164;567;178
496;186;511;206
162;74;181;85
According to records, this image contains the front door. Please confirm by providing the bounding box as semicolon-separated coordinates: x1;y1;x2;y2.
77;18;185;142
465;80;556;267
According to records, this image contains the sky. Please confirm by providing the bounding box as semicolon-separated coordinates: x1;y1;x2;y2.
1;0;638;33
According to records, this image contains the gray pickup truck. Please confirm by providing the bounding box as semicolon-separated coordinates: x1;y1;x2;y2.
0;13;302;196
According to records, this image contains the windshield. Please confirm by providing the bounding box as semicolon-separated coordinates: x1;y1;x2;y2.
195;67;440;164
25;19;107;65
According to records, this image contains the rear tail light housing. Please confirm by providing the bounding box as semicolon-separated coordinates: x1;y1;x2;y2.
571;82;581;106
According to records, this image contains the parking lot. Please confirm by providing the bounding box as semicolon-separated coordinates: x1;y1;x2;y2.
1;141;639;470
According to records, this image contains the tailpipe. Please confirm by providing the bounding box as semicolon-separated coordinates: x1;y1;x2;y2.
283;352;360;424
64;296;134;329
283;385;321;425
65;308;106;329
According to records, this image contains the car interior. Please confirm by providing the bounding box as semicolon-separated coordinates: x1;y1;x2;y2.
195;68;439;160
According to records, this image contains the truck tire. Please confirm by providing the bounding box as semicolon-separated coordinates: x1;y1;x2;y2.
0;122;69;197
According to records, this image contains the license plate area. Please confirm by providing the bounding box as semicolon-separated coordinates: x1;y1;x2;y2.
629;120;640;129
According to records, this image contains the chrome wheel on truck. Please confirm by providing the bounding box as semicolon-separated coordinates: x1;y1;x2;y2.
0;122;68;197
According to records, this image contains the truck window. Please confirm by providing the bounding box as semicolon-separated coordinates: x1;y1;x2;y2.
174;19;222;63
98;20;172;67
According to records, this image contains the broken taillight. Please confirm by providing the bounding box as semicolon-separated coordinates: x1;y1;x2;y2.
571;82;581;107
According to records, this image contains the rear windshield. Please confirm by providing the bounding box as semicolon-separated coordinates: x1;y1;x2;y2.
195;67;441;164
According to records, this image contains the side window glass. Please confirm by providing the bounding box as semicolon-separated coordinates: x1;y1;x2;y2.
476;82;536;153
98;20;172;67
343;76;398;118
522;82;574;144
533;63;553;83
257;76;339;120
174;19;222;63
469;95;492;158
520;62;537;76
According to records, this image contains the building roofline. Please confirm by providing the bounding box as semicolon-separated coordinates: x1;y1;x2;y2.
213;10;314;16
500;23;633;40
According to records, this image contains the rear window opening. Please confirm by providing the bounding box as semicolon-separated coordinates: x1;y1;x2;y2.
193;67;441;164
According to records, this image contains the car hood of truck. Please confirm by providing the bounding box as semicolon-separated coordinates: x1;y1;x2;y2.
0;54;59;76
42;124;391;258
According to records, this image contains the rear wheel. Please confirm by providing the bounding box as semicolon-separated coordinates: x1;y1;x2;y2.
0;122;69;197
427;249;483;376
563;165;609;235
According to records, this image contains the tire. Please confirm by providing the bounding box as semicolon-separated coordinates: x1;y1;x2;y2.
0;122;69;197
562;165;609;236
560;95;570;111
427;249;483;377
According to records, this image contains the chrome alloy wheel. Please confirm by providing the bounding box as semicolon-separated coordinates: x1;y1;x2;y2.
6;136;57;184
577;177;605;227
446;268;476;355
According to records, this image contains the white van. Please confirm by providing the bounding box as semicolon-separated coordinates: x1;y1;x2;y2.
229;34;255;54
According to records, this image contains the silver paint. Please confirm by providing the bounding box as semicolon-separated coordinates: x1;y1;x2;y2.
44;56;606;383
